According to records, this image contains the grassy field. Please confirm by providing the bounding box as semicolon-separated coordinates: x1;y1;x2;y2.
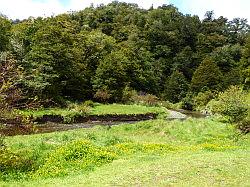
1;117;249;186
90;103;165;115
18;103;166;118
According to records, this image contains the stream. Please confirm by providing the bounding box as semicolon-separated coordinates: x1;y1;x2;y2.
0;110;207;136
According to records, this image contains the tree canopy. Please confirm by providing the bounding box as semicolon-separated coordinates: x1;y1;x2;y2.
0;2;249;105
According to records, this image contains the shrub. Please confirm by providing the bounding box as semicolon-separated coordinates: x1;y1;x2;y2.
237;118;250;134
83;100;95;107
0;147;34;181
94;89;111;103
207;86;248;122
131;93;159;106
34;140;117;178
67;103;90;114
181;94;194;110
193;90;216;111
0;52;24;109
121;86;137;104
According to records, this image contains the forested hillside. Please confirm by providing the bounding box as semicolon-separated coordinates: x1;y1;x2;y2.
0;2;249;106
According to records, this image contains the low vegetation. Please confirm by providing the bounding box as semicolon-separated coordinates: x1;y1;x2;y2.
0;118;249;186
17;103;166;123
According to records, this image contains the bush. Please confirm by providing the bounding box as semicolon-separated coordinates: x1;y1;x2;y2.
131;93;159;106
34;140;117;178
83;100;95;107
121;86;137;104
0;147;34;181
67;103;90;113
237;118;250;134
193;90;216;111
121;87;159;106
181;94;194;110
207;86;248;122
94;89;111;103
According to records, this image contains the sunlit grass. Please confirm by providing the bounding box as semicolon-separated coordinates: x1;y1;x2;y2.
18;103;166;119
90;103;166;115
1;118;249;186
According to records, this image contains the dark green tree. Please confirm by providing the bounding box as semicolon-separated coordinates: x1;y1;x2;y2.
191;57;223;92
93;50;127;102
164;70;189;103
0;15;11;51
240;34;250;89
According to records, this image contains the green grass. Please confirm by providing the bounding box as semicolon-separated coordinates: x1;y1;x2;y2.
18;104;166;119
90;103;166;115
18;108;79;118
1;118;249;186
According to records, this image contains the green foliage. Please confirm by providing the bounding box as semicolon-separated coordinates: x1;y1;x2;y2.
130;93;159;106
0;149;32;173
0;134;5;152
240;34;250;89
121;86;137;103
83;100;95;107
0;16;11;51
33;140;116;178
181;94;194;110
193;90;216;111
164;70;189;103
67;103;90;114
0;2;249;107
191;57;223;93
160;100;182;110
207;86;248;122
93;50;127;102
0;51;23;109
94;89;111;103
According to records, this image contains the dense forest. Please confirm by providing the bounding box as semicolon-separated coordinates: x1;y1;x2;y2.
0;2;249;108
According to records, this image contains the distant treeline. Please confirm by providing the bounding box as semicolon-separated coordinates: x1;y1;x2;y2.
0;2;249;106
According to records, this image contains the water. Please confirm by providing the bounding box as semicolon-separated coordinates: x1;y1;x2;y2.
0;110;206;136
0;121;139;136
175;109;207;118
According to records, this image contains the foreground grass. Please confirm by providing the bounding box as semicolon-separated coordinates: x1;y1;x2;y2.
1;118;250;186
5;151;248;187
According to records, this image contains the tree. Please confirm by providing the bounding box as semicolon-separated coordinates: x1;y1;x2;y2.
227;18;250;45
173;46;199;80
0;15;11;51
73;30;116;99
93;50;127;102
164;70;189;103
191;57;223;93
240;34;250;89
0;52;23;109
